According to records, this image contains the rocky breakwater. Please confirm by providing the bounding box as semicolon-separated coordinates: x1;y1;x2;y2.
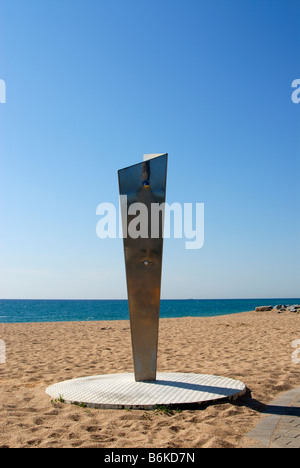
255;304;300;313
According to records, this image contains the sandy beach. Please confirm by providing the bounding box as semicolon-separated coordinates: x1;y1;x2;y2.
0;309;300;448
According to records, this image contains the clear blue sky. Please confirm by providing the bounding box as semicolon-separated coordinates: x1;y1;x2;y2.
0;0;299;299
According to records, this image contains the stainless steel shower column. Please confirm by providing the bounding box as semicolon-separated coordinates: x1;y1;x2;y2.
118;154;168;381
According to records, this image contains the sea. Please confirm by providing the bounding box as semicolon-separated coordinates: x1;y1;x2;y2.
0;298;299;324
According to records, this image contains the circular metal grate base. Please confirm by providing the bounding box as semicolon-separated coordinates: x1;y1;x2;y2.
46;373;246;409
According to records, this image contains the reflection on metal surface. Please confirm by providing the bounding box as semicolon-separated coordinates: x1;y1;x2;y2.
118;154;168;381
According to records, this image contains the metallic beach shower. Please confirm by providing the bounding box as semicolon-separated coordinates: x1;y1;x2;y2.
118;154;168;381
46;153;246;409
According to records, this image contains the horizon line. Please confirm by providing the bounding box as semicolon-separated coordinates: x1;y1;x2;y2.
1;297;299;301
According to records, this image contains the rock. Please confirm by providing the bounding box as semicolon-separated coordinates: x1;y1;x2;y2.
255;306;273;312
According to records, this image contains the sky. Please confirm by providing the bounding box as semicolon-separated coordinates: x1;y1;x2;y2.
0;0;299;300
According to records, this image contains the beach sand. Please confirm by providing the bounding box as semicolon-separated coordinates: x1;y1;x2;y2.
0;310;300;448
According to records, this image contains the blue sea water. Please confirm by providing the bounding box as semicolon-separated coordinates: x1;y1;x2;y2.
0;298;299;324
